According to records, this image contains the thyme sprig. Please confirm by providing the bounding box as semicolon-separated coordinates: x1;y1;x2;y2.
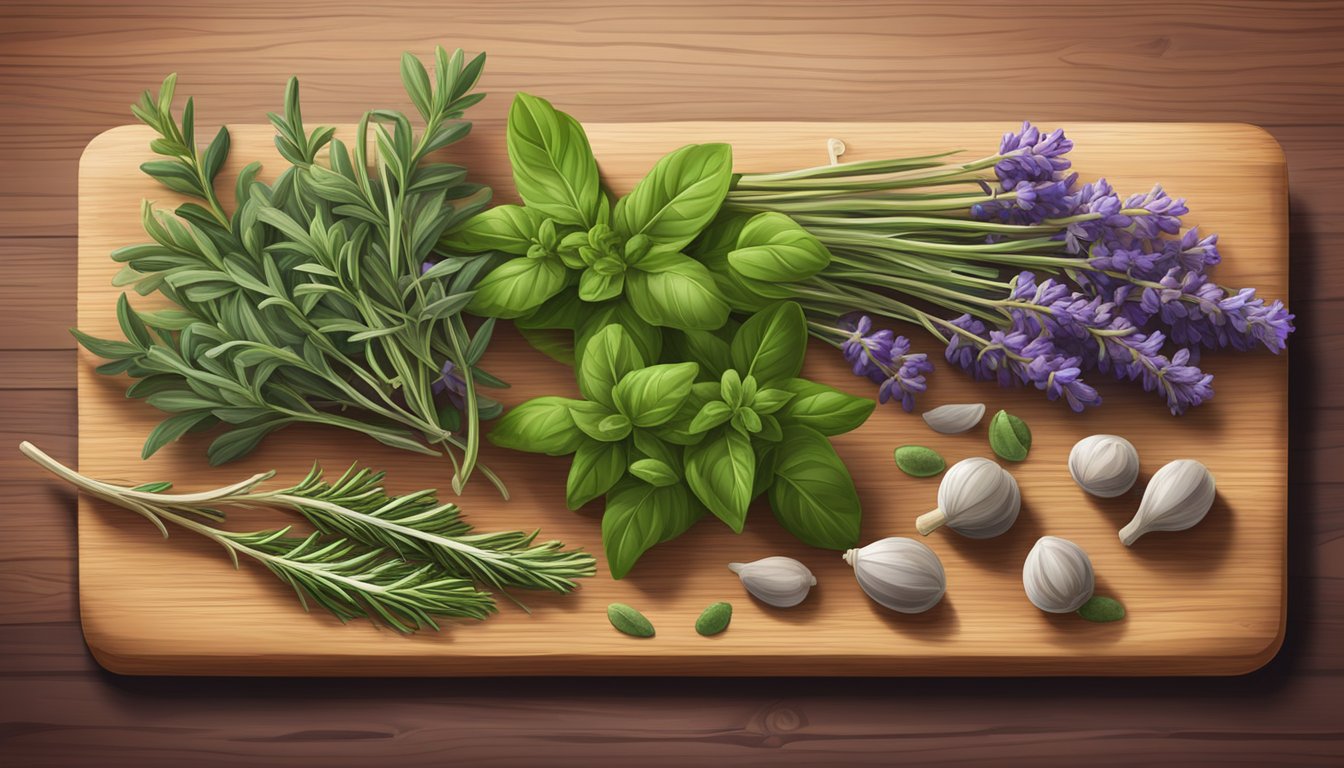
77;47;506;494
21;442;594;632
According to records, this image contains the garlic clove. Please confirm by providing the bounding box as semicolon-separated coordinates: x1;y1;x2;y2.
843;537;946;613
728;556;816;608
916;457;1020;539
1022;536;1095;613
921;403;986;434
1069;434;1140;498
1119;459;1216;546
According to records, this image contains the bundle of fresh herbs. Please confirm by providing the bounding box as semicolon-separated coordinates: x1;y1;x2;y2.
75;47;506;494
489;302;871;577
20;442;594;632
441;93;734;365
718;124;1295;414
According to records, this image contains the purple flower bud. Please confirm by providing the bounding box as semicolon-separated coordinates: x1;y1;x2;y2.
840;315;933;412
995;122;1074;189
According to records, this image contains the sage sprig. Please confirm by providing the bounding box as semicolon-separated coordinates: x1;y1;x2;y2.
76;47;507;494
20;441;595;632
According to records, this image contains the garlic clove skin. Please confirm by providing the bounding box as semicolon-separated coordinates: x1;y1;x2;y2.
843;537;946;613
1022;536;1095;613
916;457;1020;539
728;556;817;608
1069;434;1140;498
921;403;986;434
1119;459;1216;546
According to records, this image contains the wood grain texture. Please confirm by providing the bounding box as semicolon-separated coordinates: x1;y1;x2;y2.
3;0;1342;764
74;123;1287;676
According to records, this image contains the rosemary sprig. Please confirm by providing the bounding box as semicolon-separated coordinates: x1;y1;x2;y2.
20;442;594;632
267;464;598;594
77;47;508;495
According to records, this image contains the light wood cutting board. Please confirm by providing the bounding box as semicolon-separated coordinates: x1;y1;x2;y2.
75;122;1287;676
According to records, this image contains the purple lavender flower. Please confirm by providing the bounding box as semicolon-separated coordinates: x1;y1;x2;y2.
841;315;895;377
1124;184;1189;239
840;315;932;412
1061;178;1128;253
941;311;1102;412
1163;227;1220;271
994;122;1074;188
1096;327;1214;415
1139;270;1295;353
972;175;1078;227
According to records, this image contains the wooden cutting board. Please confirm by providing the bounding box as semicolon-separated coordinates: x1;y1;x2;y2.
75;122;1287;676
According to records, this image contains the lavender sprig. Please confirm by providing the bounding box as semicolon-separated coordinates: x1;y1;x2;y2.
727;121;1293;414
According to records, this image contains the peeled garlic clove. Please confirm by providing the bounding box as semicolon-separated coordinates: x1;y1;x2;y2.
921;403;986;434
728;556;816;608
915;457;1020;539
843;537;946;613
1022;536;1095;613
1119;459;1216;546
1069;434;1140;498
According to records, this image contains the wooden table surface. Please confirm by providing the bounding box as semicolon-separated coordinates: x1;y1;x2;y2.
1;0;1339;764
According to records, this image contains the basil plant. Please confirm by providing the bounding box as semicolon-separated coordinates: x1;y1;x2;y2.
490;302;873;578
441;93;734;364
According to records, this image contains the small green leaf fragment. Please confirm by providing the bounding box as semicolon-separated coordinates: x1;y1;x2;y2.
1077;596;1125;623
894;445;946;477
694;601;733;637
607;602;655;637
988;409;1032;462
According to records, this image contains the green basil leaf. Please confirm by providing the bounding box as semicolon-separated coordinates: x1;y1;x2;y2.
567;439;627;509
488;396;589;455
613;143;732;251
628;458;679;487
602;478;695;579
624;256;730;331
701;249;791;310
577;324;644;408
730;301;807;383
440;205;547;255
506;93;600;226
768;425;861;550
751;387;795;415
756;413;783;443
775;378;875;436
684;427;755;532
665;329;732;380
689;400;733;434
572;408;632;442
733;407;762;434
630;428;680;467
651;382;717;446
574;298;664;366
728;212;831;282
612;362;699;427
720;369;743;406
578;268;625;302
468;256;567;318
